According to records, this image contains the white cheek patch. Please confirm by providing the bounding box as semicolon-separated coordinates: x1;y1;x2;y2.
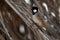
19;25;25;33
51;12;56;17
42;2;49;12
24;0;31;5
33;9;37;13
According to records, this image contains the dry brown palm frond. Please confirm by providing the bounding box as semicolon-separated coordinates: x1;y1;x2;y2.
0;0;60;40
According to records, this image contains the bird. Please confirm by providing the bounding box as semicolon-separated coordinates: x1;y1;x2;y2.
31;6;46;30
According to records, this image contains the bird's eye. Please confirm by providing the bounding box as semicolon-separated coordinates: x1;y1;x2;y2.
32;7;38;15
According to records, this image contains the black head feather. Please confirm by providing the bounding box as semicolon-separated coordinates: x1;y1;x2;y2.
32;7;38;15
